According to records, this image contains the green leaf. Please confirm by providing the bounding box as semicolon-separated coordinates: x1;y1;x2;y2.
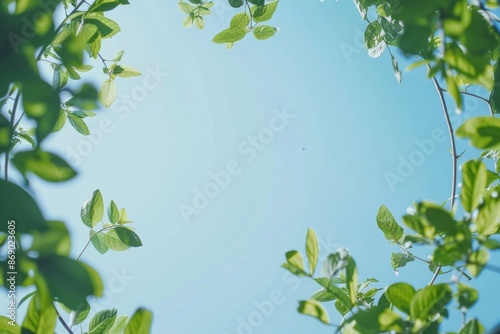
345;256;358;306
390;252;414;271
36;255;103;310
22;296;57;334
322;248;350;277
410;284;452;320
113;65;141;77
99;79;117;108
51;110;67;133
30;221;71;256
12;150;77;182
228;0;244;8
446;73;463;111
253;25;276;40
0;180;47;234
459;318;484;334
16;131;36;149
297;300;329;324
314;277;353;309
364;21;386;58
456;283;478;310
481;238;500;250
22;79;61;143
125;308;153;334
67;113;90;135
433;242;465;266
282;250;308;276
195;16;204;29
491;63;500;113
89;309;117;334
109;316;128;334
104;229;131;251
90;230;109;254
108;200;120;224
305;228;319;275
114;226;142;247
230;12;250;29
476;188;500;236
310;289;337;302
52;65;68;90
81;189;105;228
212;28;246;44
0;316;20;334
85;13;121;39
0;114;12;154
461;160;488;212
466;248;489;277
386;282;416;315
391;55;402;83
88;0;128;12
178;2;193;14
252;1;279;23
71;301;91;326
345;306;404;333
376;205;404;243
458;117;500;149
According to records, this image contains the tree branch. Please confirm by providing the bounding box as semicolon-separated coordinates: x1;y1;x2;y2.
56;308;74;334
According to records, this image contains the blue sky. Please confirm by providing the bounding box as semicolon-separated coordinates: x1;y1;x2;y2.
19;0;500;332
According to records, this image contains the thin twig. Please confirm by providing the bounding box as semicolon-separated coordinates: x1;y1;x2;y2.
428;264;441;286
432;76;458;210
56;308;74;334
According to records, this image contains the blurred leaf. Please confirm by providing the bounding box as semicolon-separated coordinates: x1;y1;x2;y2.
0;179;47;233
12;150;77;182
30;221;71;256
0;113;11;154
410;284;452;320
476;188;500;236
0;316;20;334
109;316;128;334
125;308;153;334
99;79;117;108
51;110;67;133
306;228;319;275
461;160;488;213
22;296;57;334
297;300;329;324
459;318;484;334
456;283;478;310
345;256;358;306
466;248;489;277
386;282;416;315
345;306;404;333
37;255;103;309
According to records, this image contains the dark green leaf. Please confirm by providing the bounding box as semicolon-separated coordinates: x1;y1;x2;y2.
12;150;77;182
30;221;71;256
114;226;142;247
456;283;478;310
36;255;103;310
